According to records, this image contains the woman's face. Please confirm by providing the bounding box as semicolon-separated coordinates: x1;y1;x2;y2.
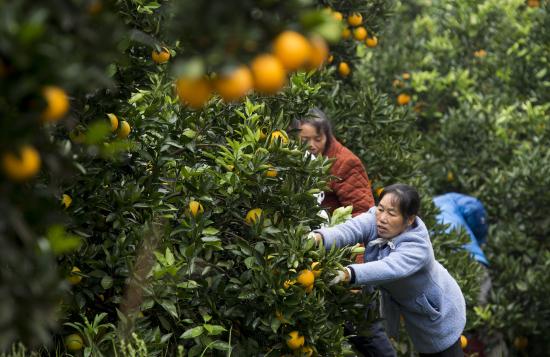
376;193;415;239
299;123;327;156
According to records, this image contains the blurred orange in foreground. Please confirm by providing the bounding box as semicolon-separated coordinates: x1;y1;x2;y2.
215;66;254;102
42;86;69;122
2;146;41;181
176;77;212;109
272;31;312;71
251;54;287;94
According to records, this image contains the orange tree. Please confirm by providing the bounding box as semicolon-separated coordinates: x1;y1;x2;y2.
361;0;550;355
1;0;483;356
0;0;125;350
0;0;397;355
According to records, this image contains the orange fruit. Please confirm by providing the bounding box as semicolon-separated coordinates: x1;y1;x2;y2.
353;27;367;41
338;62;351;77
402;72;411;80
347;12;363;26
474;49;487;58
189;200;204;217
42;86;69;122
245;208;263;225
275;310;289;323
341;27;351;39
300;346;314;356
250;54;286;94
310;262;322;278
366;36;378;48
272;31;312;71
296;269;315;287
513;336;528;350
332;11;343;21
2;146;41;181
527;0;540;8
397;93;411;106
176;77;212;109
87;0;103;15
214;66;254;102
327;55;334;64
62;194;72;209
65;334;84;351
392;79;404;88
265;166;278;177
446;171;455;182
258;129;267;141
151;47;170;64
107;113;118;132
117;120;131;139
306;36;329;70
283;279;296;289
67;266;82;285
460;335;468;349
287;331;305;350
269;130;289;145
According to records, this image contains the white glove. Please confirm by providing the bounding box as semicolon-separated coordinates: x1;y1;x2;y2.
307;232;322;244
329;268;351;286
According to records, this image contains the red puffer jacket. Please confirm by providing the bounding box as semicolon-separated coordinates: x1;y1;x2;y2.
322;138;375;216
322;139;374;264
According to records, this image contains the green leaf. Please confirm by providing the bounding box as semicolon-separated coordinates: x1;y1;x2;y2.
180;326;204;339
210;340;231;351
177;281;200;289
160;300;178;318
46;225;82;255
203;324;226;336
100;275;113;290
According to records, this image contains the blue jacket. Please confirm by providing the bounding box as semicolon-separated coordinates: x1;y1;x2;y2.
317;207;466;354
433;193;489;266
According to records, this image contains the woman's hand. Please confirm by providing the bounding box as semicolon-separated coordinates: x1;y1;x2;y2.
329;267;351;285
307;232;323;245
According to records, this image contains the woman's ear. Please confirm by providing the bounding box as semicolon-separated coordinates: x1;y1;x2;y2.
407;215;416;226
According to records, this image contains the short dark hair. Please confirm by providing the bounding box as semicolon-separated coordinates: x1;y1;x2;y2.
379;184;420;220
293;107;334;153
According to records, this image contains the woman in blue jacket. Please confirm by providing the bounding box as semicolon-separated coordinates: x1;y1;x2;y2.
311;184;466;356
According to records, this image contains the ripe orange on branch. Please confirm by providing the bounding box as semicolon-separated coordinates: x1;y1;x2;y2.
397;93;411;106
245;208;263;225
297;269;315;287
152;47;170;64
107;113;119;132
286;331;305;350
353;27;367;41
189;200;204;217
117;120;131;139
366;36;378;48
347;12;363;26
338;62;350;77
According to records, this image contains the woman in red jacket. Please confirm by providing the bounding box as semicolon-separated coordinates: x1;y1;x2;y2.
297;108;375;216
296;108;395;357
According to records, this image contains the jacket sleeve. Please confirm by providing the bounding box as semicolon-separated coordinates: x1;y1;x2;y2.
348;233;431;285
331;156;374;215
315;207;377;249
